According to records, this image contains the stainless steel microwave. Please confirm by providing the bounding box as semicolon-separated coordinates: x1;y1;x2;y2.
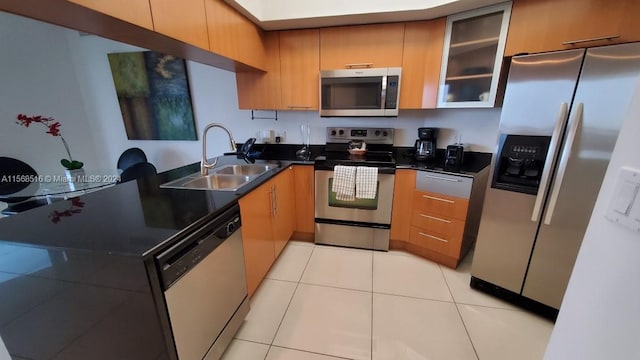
319;67;401;117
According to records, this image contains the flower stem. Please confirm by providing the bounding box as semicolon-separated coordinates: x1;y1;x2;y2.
60;136;73;161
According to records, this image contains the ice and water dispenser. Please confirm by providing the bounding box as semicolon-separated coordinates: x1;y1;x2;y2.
491;135;551;195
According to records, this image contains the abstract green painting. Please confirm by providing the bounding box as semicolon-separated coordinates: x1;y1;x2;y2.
107;51;197;140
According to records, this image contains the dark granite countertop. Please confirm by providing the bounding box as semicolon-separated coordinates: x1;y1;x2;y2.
394;147;492;178
0;156;292;259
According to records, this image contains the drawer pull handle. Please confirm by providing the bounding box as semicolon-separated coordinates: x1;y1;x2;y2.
422;195;454;204
418;232;448;243
422;174;462;182
345;62;373;68
419;214;451;223
562;35;620;45
288;105;313;109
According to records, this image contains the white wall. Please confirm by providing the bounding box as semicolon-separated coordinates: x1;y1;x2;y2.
0;12;100;176
1;11;501;175
544;80;640;359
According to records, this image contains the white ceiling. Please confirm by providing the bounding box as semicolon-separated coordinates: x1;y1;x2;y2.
225;0;508;30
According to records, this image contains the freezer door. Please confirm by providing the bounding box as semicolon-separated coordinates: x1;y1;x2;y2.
471;50;584;294
523;42;640;309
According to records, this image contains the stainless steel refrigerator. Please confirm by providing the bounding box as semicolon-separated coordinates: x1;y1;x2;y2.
470;42;640;319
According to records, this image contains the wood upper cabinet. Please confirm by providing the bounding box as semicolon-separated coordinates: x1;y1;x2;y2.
149;0;209;50
205;0;266;70
68;0;154;30
438;3;511;108
400;19;446;109
238;178;276;297
273;167;295;258
505;0;640;56
390;169;416;245
320;23;405;69
293;165;315;234
236;32;281;110
280;29;320;110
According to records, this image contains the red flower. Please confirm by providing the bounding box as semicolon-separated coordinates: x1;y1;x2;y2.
46;122;61;136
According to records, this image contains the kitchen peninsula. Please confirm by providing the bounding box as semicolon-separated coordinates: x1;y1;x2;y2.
0;157;293;360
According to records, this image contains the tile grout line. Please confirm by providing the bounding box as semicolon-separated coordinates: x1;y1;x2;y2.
370;249;374;360
264;242;317;360
438;264;480;360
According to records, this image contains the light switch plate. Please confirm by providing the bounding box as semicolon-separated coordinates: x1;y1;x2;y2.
606;166;640;232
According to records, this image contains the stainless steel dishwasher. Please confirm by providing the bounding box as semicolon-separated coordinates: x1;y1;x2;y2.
156;204;249;360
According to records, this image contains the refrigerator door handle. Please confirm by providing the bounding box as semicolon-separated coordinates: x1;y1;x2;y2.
544;102;584;225
531;102;570;222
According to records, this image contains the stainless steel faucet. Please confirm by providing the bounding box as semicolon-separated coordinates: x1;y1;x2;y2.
201;123;237;175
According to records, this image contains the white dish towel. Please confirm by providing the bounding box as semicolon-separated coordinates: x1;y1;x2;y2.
332;165;356;201
356;166;378;199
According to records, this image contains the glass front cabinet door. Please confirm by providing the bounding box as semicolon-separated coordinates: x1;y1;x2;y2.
438;3;512;108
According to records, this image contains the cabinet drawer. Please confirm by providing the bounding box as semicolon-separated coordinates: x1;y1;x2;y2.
413;190;468;221
411;211;464;240
409;226;461;257
415;171;472;199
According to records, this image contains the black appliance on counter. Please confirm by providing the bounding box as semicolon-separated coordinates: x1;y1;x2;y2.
444;144;466;172
414;127;438;161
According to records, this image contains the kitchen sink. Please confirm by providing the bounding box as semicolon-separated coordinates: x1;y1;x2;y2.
160;163;278;191
212;164;277;176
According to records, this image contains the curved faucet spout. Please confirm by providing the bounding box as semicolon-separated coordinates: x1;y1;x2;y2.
201;123;237;175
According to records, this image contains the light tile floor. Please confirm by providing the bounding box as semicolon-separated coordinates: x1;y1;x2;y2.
223;241;554;360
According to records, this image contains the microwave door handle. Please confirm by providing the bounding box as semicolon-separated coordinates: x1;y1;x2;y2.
531;102;569;222
544;102;583;225
380;75;387;110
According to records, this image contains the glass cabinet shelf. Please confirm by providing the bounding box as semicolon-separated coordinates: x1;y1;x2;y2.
438;3;512;108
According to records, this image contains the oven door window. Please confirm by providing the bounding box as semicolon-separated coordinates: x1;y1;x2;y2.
321;77;382;110
328;178;379;210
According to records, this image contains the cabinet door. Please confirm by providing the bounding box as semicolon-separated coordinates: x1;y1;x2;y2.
273;167;295;258
400;19;446;109
149;0;209;50
505;0;640;56
205;0;266;70
236;32;281;110
293;165;315;234
390;169;416;243
320;23;405;69
280;29;320;110
438;3;512;108
68;0;153;30
238;179;276;297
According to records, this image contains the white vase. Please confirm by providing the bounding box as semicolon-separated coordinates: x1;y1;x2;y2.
64;168;85;191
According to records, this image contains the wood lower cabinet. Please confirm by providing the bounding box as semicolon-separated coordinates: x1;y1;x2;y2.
149;0;209;50
273;167;295;258
68;0;154;30
293;165;315;238
390;169;416;247
238;167;294;296
391;169;489;268
409;190;468;266
319;23;405;69
505;0;640;56
400;19;446;109
238;178;275;297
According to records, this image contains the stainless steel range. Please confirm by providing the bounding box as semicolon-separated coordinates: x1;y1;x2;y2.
314;127;396;251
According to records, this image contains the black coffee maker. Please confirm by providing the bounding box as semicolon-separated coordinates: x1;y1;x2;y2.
414;128;438;161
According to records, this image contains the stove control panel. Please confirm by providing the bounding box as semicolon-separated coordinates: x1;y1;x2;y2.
326;127;395;144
